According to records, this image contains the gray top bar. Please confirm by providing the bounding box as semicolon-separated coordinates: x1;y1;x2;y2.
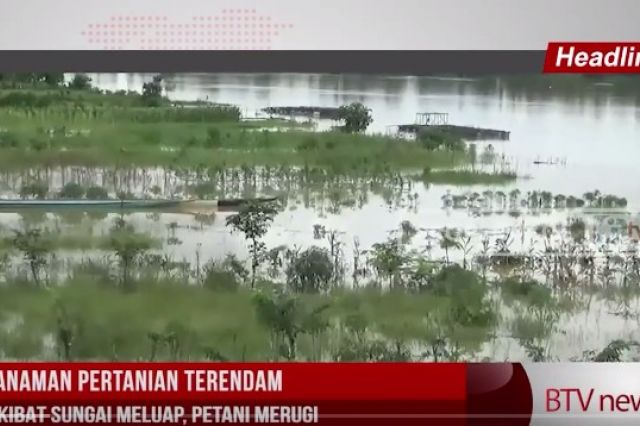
0;51;545;75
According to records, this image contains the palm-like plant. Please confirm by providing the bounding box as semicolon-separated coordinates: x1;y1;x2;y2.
438;227;462;265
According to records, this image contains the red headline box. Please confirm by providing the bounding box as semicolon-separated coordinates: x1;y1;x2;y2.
0;363;464;400
0;363;533;425
544;42;640;73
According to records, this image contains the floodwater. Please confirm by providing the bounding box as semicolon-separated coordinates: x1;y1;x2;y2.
91;72;640;203
5;73;640;360
85;72;640;252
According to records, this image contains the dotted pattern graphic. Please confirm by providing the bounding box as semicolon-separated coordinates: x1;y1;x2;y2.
80;10;294;50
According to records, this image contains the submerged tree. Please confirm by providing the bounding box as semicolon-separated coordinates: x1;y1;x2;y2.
40;73;65;87
370;238;408;288
286;246;334;293
68;74;92;90
54;302;75;361
12;228;51;286
438;227;461;265
141;75;164;107
337;102;373;133
226;201;279;288
108;218;153;289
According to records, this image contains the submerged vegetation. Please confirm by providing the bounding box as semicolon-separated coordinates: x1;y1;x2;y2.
421;169;516;185
0;73;515;186
442;189;629;215
0;193;637;362
0;73;637;362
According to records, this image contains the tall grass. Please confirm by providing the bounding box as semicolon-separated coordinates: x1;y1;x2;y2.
0;275;495;361
0;85;473;173
0;120;467;171
420;169;517;185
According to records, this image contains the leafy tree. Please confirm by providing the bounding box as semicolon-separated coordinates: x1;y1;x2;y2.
109;219;153;289
39;73;65;87
568;219;586;242
369;238;408;287
68;74;92;90
141;75;164;107
336;102;373;133
225;201;279;288
286;246;334;293
12;228;51;285
430;265;495;328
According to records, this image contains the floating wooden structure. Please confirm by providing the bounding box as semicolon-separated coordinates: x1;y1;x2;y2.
392;112;510;141
533;157;567;166
262;106;340;120
416;112;449;126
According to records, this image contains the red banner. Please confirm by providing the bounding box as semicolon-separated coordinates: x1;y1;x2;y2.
544;42;640;73
0;363;533;425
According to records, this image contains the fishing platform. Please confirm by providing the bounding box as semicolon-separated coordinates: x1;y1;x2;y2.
262;106;340;120
389;112;510;141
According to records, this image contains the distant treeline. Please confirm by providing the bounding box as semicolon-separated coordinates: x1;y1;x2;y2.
0;73;66;87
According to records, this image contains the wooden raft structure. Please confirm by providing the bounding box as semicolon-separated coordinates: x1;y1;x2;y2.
393;112;510;141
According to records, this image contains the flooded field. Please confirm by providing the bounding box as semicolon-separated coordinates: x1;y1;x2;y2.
1;73;640;362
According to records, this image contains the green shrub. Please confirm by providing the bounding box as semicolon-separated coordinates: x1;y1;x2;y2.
203;264;240;292
337;102;373;133
286;247;334;293
0;131;20;148
204;127;222;148
296;136;319;152
29;138;48;151
59;183;86;199
19;182;49;199
68;74;92;90
86;186;110;200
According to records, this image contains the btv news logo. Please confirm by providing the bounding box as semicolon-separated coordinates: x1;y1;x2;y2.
546;388;640;413
544;42;640;73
